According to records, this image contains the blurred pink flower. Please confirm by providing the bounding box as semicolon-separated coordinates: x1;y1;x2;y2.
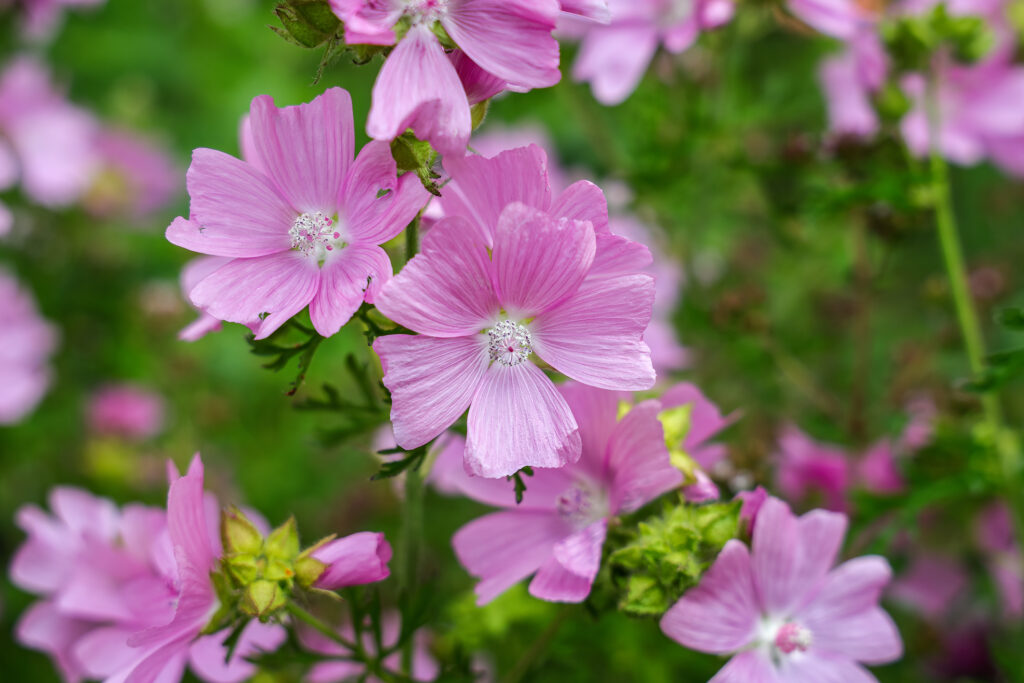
975;502;1024;619
87;384;165;440
775;424;852;512
818;31;887;139
446;383;682;604
10;455;393;683
888;553;968;619
737;486;768;537
0;57;98;208
84;128;179;220
661;496;903;681
0;269;57;425
167;88;428;339
302;611;438;683
375;149;654;478
18;0;106;40
571;0;735;105
329;0;561;155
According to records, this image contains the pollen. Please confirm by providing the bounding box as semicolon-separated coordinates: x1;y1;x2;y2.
486;320;533;367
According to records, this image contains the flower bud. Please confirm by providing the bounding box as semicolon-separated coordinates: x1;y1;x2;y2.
241;579;287;621
222;506;263;556
265;517;300;561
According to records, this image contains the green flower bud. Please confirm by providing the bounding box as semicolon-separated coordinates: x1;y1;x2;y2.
265;517;300;561
222;506;264;557
241;579;287;621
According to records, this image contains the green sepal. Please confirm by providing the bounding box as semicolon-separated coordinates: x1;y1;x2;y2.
241;580;287;621
295;555;329;589
470;100;489;131
224;554;261;587
265;517;300;562
272;0;339;49
221;506;264;557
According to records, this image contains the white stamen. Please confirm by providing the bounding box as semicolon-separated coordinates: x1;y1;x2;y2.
289;211;341;261
487;320;533;367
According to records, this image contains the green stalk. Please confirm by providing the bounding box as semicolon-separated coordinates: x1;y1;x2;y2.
398;458;426;675
501;606;573;683
287;603;360;653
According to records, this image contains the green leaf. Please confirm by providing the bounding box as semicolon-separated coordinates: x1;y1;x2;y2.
997;308;1024;330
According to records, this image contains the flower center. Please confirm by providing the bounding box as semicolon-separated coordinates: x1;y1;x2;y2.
289;211;342;261
556;481;608;529
487;320;533;367
773;622;812;655
405;0;447;24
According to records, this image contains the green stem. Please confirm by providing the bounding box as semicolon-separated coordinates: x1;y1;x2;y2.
287;603;360;653
501;606;573;683
397;455;427;675
404;216;419;266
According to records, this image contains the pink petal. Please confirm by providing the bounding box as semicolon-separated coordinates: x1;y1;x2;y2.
248;88;354;213
341;140;428;245
189;621;287;683
529;519;607;602
124;643;190;683
167;454;215;573
312;532;393;589
709;650;780;683
189;251;320;340
16;601;93;683
560;0;610;21
532;274;656;390
309;244;392;337
443;0;560;88
440;144;553;246
588;233;653;278
787;0;865;40
549;180;609;233
375;216;499;336
465;363;581;478
777;652;877;683
452;509;569;604
375;334;490;449
492;202;595;317
573;24;659;105
451;49;508;105
74;626;140;678
661;382;738;468
557;382;620;474
660;540;760;654
182;149;295;257
367;25;471;155
606;399;682;513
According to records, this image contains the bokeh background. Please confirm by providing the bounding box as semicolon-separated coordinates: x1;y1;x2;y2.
2;0;1024;681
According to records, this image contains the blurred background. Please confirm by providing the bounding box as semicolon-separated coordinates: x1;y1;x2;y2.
2;0;1024;681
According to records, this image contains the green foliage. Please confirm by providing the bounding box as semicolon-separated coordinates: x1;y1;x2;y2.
608;501;741;618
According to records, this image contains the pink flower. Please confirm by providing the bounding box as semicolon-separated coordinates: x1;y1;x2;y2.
975;502;1024;618
447;383;681;604
818;32;887;139
0;269;57;425
330;0;561;155
661;382;737;470
166;88;428;339
10;456;393;683
87;384;165;440
17;0;106;40
178;257;227;342
374;148;655;478
0;57;98;208
571;0;735;105
887;553;968;619
84;128;179;220
661;496;903;681
787;0;878;40
737;486;768;537
775;425;853;512
301;611;439;683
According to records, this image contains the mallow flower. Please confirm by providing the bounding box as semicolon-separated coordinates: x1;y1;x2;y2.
442;382;682;603
374;160;655;477
660;496;903;682
328;0;561;155
166;88;428;339
570;0;735;105
87;383;165;440
10;455;393;683
0;269;57;425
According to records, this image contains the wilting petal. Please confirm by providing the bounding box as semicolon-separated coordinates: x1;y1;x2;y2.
375;334;490;449
189;251;320;340
309;244;392;337
660;540;760;654
375;216;499;336
443;0;560;88
492;202;595;318
532;274;655;390
453;509;570;604
312;532;392;589
183;149;295;256
248;88;354;213
529;519;607;602
342;141;428;245
465;363;581;478
367;25;471;155
440;145;553;246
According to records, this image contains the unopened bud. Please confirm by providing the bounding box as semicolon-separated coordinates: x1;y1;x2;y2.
222;506;263;556
265;517;300;561
241;579;287;620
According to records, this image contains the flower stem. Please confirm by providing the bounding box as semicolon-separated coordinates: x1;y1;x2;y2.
287;602;359;653
501;606;573;683
397;455;427;675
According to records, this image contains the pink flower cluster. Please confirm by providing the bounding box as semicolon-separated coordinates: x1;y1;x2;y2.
0;57;177;235
661;496;903;681
11;455;392;683
0;268;57;425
